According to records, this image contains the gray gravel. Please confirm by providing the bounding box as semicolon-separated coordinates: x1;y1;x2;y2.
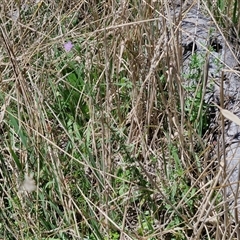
180;1;240;219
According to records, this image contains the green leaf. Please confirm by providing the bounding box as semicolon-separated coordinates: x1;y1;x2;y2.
9;114;27;148
8;144;22;171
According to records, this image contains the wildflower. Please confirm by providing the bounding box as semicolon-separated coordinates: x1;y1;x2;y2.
19;173;36;193
63;41;73;52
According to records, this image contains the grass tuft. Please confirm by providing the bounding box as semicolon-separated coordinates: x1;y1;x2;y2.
0;0;239;239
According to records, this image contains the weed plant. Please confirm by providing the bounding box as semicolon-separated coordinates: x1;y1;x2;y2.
0;0;239;239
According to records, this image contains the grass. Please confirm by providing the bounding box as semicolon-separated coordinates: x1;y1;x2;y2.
0;0;239;239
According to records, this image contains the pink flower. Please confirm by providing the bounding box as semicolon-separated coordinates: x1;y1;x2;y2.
64;41;73;52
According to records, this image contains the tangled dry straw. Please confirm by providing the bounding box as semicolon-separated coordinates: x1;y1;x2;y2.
0;0;240;239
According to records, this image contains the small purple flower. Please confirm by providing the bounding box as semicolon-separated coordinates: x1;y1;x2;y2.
64;41;73;52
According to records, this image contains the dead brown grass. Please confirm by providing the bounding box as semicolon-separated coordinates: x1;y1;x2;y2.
0;0;239;239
